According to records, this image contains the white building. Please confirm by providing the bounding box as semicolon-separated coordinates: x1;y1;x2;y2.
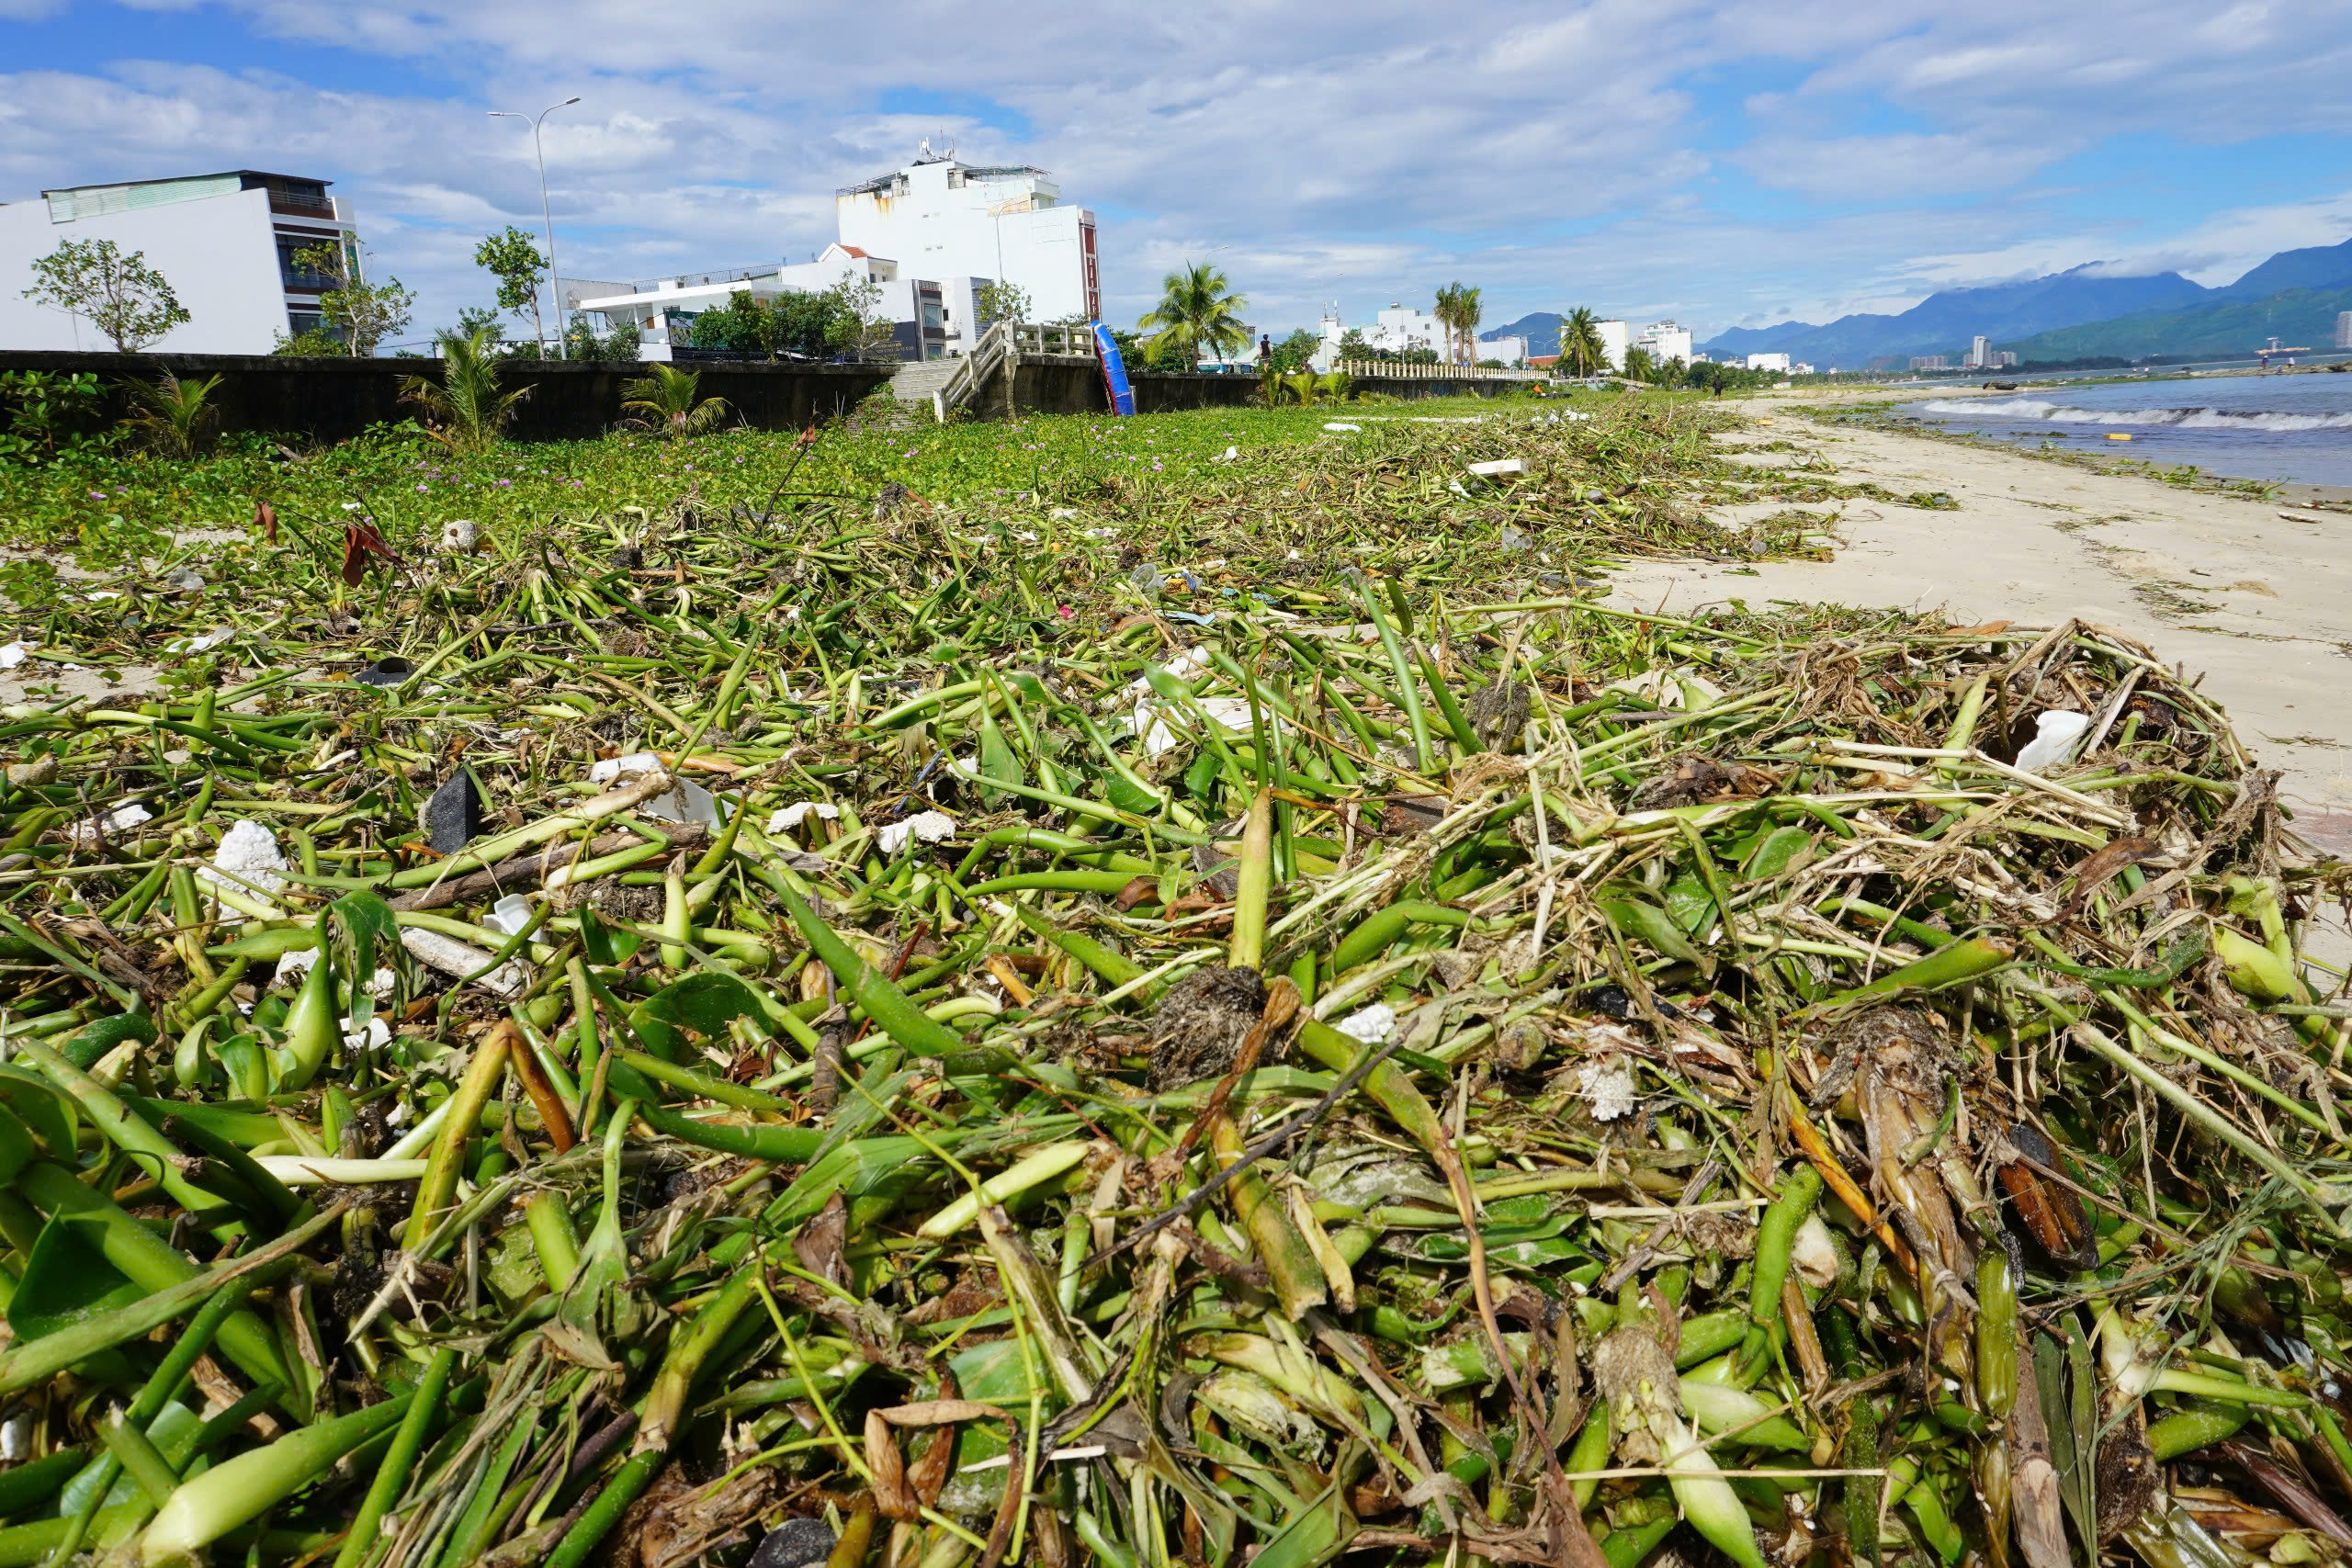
579;144;1100;362
1478;335;1528;367
1745;351;1792;373
1595;320;1629;373
2337;311;2352;350
0;169;359;354
1909;355;1949;371
577;243;984;363
836;146;1099;325
1632;320;1692;366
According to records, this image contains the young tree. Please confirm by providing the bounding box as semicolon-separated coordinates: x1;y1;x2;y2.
474;226;549;351
975;279;1033;327
21;238;189;352
291;238;414;356
1267;328;1320;372
821;276;900;361
1136;263;1249;368
565;310;641;362
1334;328;1373;364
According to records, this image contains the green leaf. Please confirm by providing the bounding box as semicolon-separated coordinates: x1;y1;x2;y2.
0;1065;75;1159
628;972;763;1061
8;1214;144;1341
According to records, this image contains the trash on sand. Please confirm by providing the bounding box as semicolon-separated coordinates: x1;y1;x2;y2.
0;641;29;669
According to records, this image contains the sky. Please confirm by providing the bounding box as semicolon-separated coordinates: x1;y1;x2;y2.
3;0;2351;347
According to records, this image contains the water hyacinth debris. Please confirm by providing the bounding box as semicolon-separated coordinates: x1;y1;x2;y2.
0;396;2342;1568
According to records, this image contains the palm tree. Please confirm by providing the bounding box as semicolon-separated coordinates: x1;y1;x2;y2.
1561;308;1609;379
1430;284;1458;367
1623;345;1655;385
1453;284;1482;367
126;371;223;458
1136;263;1250;369
621;364;734;438
399;325;533;453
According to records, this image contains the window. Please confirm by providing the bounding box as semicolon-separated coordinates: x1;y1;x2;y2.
922;302;944;331
277;234;338;289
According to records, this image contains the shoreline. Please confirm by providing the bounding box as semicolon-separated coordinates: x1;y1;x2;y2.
1608;388;2352;860
1812;382;2352;507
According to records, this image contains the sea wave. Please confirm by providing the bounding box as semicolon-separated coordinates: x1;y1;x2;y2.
1918;397;2352;433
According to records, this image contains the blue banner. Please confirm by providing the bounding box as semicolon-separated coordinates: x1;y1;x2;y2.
1092;321;1135;416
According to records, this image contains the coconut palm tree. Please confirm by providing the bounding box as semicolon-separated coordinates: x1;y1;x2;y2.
1561;308;1609;378
125;371;223;458
621;364;735;438
398;325;533;453
1136;263;1250;369
1453;284;1482;366
1431;284;1459;367
1623;345;1655;385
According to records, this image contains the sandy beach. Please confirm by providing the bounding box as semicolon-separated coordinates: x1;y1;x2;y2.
1608;386;2352;859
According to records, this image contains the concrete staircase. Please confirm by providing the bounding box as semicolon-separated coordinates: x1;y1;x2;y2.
888;358;964;404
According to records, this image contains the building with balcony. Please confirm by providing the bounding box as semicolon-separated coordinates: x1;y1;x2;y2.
835;145;1100;325
0;170;359;353
1632;320;1692;365
1746;352;1792;372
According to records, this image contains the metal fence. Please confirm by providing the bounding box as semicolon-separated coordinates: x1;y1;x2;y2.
1337;359;1548;381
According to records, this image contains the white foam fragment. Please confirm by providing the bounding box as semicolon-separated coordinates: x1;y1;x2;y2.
1322;422;1361;433
1336;1003;1397;1045
70;801;153;847
441;518;481;550
768;802;840;832
200;819;288;897
1577;1057;1637;1122
1465;458;1525;477
588;753;722;826
877;810;956;855
0;641;29;669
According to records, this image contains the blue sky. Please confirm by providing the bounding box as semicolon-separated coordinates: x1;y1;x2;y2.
4;0;2349;345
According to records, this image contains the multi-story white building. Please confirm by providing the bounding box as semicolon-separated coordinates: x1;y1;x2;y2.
1909;355;1950;371
577;243;985;363
1477;335;1528;367
580;145;1099;362
1595;320;1629;373
2337;311;2352;350
1745;351;1792;372
1632;320;1692;366
835;146;1099;325
0;169;359;353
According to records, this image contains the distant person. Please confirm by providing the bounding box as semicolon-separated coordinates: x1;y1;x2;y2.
1261;333;1272;368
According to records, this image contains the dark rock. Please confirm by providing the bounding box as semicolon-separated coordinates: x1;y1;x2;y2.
750;1516;837;1568
424;773;485;853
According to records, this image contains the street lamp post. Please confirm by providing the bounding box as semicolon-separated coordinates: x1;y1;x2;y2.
489;96;581;358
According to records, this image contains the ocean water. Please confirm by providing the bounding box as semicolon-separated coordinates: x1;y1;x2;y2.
1902;374;2352;488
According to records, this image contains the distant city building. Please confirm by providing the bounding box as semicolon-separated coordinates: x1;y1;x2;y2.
1964;334;1993;368
1633;319;1692;364
0;169;359;353
1792;362;1815;375
580;143;1100;362
1909;355;1950;371
1746;352;1791;372
1990;350;2018;368
1595;320;1629;372
1312;301;1496;368
2336;310;2352;349
1479;334;1528;367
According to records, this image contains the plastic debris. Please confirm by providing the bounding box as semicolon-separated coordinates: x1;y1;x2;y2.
1465;458;1526;478
69;801;153;848
424;773;487;853
768;802;840;833
2014;708;2092;773
1576;1056;1638;1121
0;641;28;669
355;656;415;687
441;518;481;551
590;752;722;826
1322;421;1362;433
484;894;536;937
1335;1002;1398;1044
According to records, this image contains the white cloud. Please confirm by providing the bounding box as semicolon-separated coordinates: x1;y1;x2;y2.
0;1;2346;343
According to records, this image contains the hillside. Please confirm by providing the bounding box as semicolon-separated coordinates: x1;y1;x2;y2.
1999;284;2352;362
1696;265;2210;366
2213;238;2352;300
1485;311;1561;355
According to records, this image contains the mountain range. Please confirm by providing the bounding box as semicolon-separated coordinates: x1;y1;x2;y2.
1690;238;2352;367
